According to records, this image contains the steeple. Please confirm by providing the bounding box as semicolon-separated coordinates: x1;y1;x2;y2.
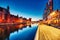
49;0;53;13
46;3;49;9
43;0;53;20
17;14;18;17
7;6;9;11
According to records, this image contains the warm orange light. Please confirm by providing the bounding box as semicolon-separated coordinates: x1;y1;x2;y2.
19;24;24;28
0;20;2;22
50;11;55;16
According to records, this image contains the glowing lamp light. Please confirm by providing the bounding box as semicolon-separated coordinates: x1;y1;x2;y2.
50;11;55;16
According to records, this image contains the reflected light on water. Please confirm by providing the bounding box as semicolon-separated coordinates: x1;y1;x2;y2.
31;23;38;27
9;24;37;40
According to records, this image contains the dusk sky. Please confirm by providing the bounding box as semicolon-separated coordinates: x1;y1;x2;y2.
0;0;60;21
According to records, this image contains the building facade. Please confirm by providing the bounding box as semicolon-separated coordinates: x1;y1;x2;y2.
43;0;53;20
0;6;10;23
0;6;32;24
43;0;60;26
47;10;60;26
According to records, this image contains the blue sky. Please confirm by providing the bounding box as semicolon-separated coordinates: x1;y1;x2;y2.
0;0;60;21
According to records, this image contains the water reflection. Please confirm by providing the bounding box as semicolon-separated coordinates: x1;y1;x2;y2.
9;25;37;40
4;24;37;40
0;23;31;40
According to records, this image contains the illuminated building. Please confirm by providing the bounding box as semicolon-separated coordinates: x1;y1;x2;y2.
27;18;31;26
23;18;27;24
47;10;60;26
43;0;60;26
0;6;32;24
0;6;10;23
19;17;23;23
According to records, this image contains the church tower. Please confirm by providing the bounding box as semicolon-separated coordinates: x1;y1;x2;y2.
49;0;53;13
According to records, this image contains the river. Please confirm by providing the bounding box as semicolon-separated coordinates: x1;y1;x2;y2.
5;24;38;40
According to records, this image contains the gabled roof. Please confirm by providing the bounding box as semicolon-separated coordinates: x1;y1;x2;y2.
0;7;10;14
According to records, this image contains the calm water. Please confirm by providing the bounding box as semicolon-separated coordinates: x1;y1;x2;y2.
6;24;38;40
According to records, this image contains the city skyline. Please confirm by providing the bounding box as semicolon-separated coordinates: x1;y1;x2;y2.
0;0;60;21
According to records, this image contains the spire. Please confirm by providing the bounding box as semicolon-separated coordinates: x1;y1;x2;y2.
7;6;9;11
49;0;53;6
46;3;49;9
49;0;53;12
17;14;18;17
46;3;48;7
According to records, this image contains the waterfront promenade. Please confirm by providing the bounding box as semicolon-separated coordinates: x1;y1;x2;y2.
35;24;60;40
